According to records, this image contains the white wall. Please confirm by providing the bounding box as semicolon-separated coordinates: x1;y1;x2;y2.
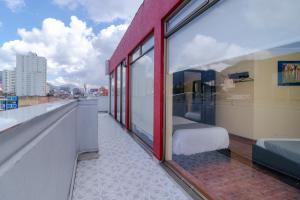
0;99;98;200
77;99;99;152
96;96;109;112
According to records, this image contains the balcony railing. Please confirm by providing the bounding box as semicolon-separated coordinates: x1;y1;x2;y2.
0;98;102;200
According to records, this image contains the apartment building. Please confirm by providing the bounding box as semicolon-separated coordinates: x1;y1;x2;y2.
16;52;47;96
2;69;16;95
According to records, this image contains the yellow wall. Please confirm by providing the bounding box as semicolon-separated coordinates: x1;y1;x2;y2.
216;60;255;139
216;53;300;139
253;52;300;139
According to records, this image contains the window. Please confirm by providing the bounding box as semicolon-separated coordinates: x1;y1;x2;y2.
165;0;300;199
115;61;127;125
109;72;114;115
131;35;155;148
117;65;122;122
166;0;208;33
131;35;155;64
141;36;154;54
131;47;141;63
122;62;126;125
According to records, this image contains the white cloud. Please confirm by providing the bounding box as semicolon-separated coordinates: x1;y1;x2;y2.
48;76;67;85
0;21;2;28
0;16;128;87
53;0;143;23
180;35;252;67
244;0;300;31
4;0;25;12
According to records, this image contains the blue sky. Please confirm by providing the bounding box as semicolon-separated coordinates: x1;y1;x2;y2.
0;0;88;44
0;0;127;44
0;0;142;87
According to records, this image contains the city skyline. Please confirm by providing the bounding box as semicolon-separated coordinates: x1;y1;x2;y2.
0;0;143;88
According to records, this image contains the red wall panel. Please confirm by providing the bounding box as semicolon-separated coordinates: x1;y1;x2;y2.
109;0;183;160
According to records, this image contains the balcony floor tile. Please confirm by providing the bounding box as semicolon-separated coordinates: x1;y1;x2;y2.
72;113;191;200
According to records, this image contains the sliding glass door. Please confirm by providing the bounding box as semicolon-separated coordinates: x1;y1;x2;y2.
115;61;127;125
117;65;121;122
131;35;154;148
122;62;126;125
165;0;300;199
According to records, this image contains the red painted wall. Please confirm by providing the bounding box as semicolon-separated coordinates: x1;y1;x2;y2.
109;0;183;160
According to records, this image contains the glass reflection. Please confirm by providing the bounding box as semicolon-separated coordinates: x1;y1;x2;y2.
110;73;114;115
122;63;126;125
166;0;300;199
117;65;121;122
169;46;300;199
131;49;154;148
167;0;300;73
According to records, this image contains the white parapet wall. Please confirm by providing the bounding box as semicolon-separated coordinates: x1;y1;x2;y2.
0;99;98;200
96;96;109;112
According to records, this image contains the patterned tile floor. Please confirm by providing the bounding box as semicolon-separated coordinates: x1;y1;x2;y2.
72;114;192;200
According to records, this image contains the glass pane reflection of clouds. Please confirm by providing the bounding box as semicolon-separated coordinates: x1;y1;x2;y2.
166;1;300;198
131;49;154;147
168;0;300;74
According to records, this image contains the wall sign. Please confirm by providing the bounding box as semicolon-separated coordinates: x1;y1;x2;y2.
0;96;19;111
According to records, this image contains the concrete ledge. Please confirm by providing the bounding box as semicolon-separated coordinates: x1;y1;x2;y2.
0;99;98;200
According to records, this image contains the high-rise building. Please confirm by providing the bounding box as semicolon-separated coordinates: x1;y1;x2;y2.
16;52;47;96
2;69;16;95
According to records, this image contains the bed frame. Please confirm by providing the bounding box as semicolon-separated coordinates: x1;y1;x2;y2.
252;144;300;188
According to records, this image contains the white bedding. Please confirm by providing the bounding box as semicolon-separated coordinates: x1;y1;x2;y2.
172;116;229;155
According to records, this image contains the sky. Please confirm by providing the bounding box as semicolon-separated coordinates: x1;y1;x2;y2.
0;0;143;87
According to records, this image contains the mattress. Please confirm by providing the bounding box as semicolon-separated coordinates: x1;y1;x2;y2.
172;116;229;155
184;112;201;122
173;116;195;125
256;139;300;165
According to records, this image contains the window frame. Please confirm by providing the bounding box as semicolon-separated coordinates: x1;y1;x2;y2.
109;72;115;116
116;64;122;122
130;34;155;65
165;0;219;38
130;45;155;149
121;60;127;126
166;0;209;33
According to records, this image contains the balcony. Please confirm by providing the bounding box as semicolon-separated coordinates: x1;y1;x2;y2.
0;97;192;200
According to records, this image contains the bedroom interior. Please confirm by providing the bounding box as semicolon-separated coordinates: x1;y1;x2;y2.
165;49;300;198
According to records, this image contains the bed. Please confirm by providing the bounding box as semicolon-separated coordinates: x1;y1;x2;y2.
172;116;229;155
253;139;300;181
